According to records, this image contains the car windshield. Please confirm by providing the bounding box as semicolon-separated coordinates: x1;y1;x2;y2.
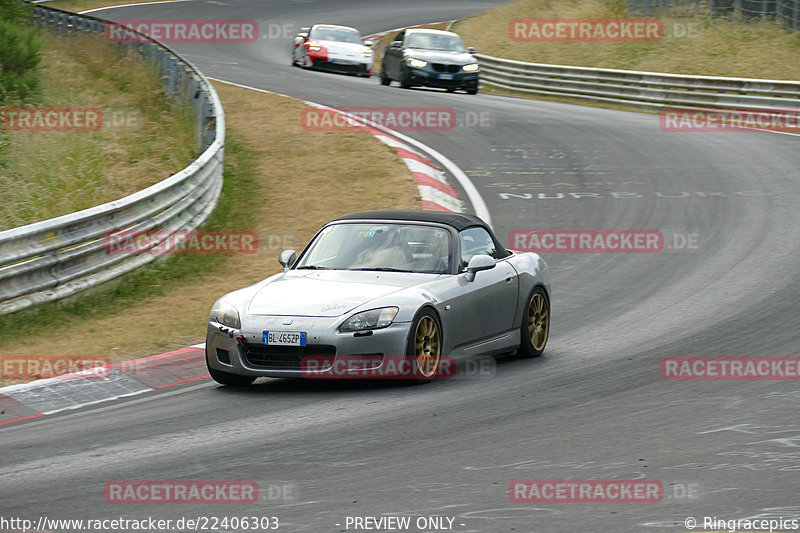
296;223;451;274
309;27;362;44
405;32;466;52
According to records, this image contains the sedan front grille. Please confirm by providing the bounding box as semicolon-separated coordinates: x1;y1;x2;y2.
244;344;336;370
431;63;460;73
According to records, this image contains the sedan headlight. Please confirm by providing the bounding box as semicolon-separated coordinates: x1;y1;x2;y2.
307;42;321;51
462;63;479;72
407;58;427;68
362;49;373;57
340;307;399;332
213;302;241;329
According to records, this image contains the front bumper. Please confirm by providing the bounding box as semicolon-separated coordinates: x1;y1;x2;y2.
308;50;372;74
406;67;478;89
206;315;410;379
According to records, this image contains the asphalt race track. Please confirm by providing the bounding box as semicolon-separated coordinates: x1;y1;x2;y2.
2;1;800;531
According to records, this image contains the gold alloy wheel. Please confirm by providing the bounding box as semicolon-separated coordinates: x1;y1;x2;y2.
528;291;550;351
414;315;441;378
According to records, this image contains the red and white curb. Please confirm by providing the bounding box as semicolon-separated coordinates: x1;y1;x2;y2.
371;133;463;212
302;100;464;213
0;345;208;426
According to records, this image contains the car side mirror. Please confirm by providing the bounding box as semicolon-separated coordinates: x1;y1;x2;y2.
363;39;375;47
297;32;309;39
467;46;477;54
464;254;495;282
390;41;402;48
279;249;297;270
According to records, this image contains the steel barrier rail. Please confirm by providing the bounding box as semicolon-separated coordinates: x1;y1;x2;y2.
476;53;800;112
0;6;225;315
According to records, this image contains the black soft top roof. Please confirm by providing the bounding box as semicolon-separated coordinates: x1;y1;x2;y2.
332;210;508;256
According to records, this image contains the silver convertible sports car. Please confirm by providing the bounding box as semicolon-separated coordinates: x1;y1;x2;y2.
205;211;550;385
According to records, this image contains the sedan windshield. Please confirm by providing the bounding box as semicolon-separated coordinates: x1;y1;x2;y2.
296;223;451;274
405;33;466;52
309;27;362;44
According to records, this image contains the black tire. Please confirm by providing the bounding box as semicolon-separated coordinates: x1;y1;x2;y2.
466;87;478;95
405;308;443;383
209;366;256;386
380;67;391;85
399;67;412;89
518;286;550;358
446;87;457;93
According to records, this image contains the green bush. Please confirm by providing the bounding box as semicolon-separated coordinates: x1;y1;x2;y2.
0;0;34;24
0;19;42;104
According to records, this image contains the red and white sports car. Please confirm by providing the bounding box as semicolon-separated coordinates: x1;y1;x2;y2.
292;24;374;77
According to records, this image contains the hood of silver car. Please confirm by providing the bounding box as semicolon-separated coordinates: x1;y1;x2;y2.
246;270;436;317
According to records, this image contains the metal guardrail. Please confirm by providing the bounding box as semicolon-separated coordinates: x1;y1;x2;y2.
476;53;800;112
0;6;225;315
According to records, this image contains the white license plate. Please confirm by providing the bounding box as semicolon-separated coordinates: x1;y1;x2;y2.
263;331;307;346
438;73;454;80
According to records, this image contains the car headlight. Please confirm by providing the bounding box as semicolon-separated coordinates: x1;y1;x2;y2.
212;302;241;329
407;58;427;68
362;49;373;57
340;307;399;332
462;63;479;72
307;42;321;51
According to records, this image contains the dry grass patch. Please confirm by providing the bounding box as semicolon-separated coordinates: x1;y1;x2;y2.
453;0;800;79
0;80;419;384
0;31;195;230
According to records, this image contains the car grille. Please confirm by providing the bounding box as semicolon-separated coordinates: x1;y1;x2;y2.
244;344;336;370
431;63;460;74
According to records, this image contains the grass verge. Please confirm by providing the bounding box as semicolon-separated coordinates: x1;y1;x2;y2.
0;30;196;230
0;80;420;385
451;0;800;80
